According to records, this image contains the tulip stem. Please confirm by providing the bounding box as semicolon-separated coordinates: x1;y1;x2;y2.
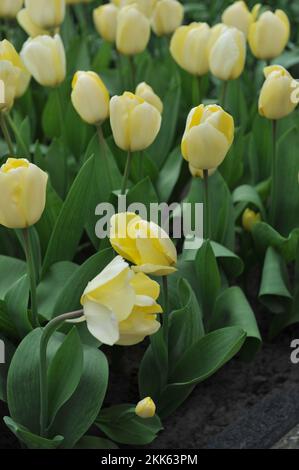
121;150;132;195
129;55;136;91
39;310;84;437
0;113;14;155
6;113;31;160
23;228;40;329
192;75;201;106
162;276;169;342
220;81;228;108
203;169;211;240
270;119;277;222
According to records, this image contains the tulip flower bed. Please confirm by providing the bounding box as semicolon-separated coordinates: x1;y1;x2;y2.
0;0;299;452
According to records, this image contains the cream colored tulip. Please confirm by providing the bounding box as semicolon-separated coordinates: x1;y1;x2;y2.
24;0;65;29
259;65;299;120
209;25;246;81
135;82;163;113
248;9;290;60
71;71;110;125
135;397;156;418
120;0;157;18
80;256;162;346
222;1;259;38
109;212;177;276
0;61;19;112
181;104;234;170
116;5;151;56
20;34;66;87
0;40;30;98
0;158;48;229
152;0;184;37
0;0;23;18
110;92;161;152
170;22;211;76
93;4;118;43
17;8;49;37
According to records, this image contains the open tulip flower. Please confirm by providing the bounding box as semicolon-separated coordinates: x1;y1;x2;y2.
80;256;162;346
109;213;177;276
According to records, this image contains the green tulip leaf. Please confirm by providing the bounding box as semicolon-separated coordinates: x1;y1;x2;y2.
5;274;32;338
74;435;118;449
0;256;26;301
4;417;64;449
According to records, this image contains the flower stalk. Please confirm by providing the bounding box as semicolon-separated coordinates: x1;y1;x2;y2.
23;228;39;328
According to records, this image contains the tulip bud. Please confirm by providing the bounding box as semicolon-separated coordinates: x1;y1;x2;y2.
259;65;299;120
93;4;118;43
209;25;246;81
248;9;290;60
116;5;151;56
135;82;163;113
121;0;157;18
80;256;162;346
189;164;216;178
170;22;211;76
21;34;66;87
181;104;234;170
17;9;50;38
0;0;23;18
109;212;177;276
242;208;261;232
0;158;48;229
152;0;184;37
135;397;156;419
110;92;161;152
71;71;110;125
222;1;258;38
24;0;65;30
0;61;19;112
0;40;31;98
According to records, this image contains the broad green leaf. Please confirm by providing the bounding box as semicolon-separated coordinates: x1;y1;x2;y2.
252;222;299;262
0;334;16;402
75;436;118;449
211;286;261;360
219;128;245;190
42;155;96;274
5;274;32;338
44;139;68;199
0;256;26;300
259;247;292;314
233;184;266;219
4;417;63;449
156;146;183;202
249;114;271;183
96;405;163;446
37;261;79;320
47;328;83;424
127;176;159;211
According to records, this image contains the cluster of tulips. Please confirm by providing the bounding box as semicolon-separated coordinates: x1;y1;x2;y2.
0;0;298;450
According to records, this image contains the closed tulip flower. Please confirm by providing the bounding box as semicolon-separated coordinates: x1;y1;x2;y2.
109;212;177;276
209;25;246;81
259;65;299;120
93;4;118;43
135;397;156;418
242;208;261;232
80;256;162;346
0;158;48;229
116;5;151;56
0;61;20;111
71;71;110;125
135;82;163;113
21;34;66;87
152;0;184;37
24;0;65;29
182;104;234;170
222;1;259;38
0;0;23;18
17;8;49;38
248;9;290;60
170;22;211;76
110;92;161;151
121;0;157;18
0;40;30;98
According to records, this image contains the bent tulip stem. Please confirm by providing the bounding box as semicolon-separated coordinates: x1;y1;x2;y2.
0;113;14;155
121;150;132;195
162;276;169;342
270;119;277;222
39;309;84;437
203;169;211;240
23;228;40;329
